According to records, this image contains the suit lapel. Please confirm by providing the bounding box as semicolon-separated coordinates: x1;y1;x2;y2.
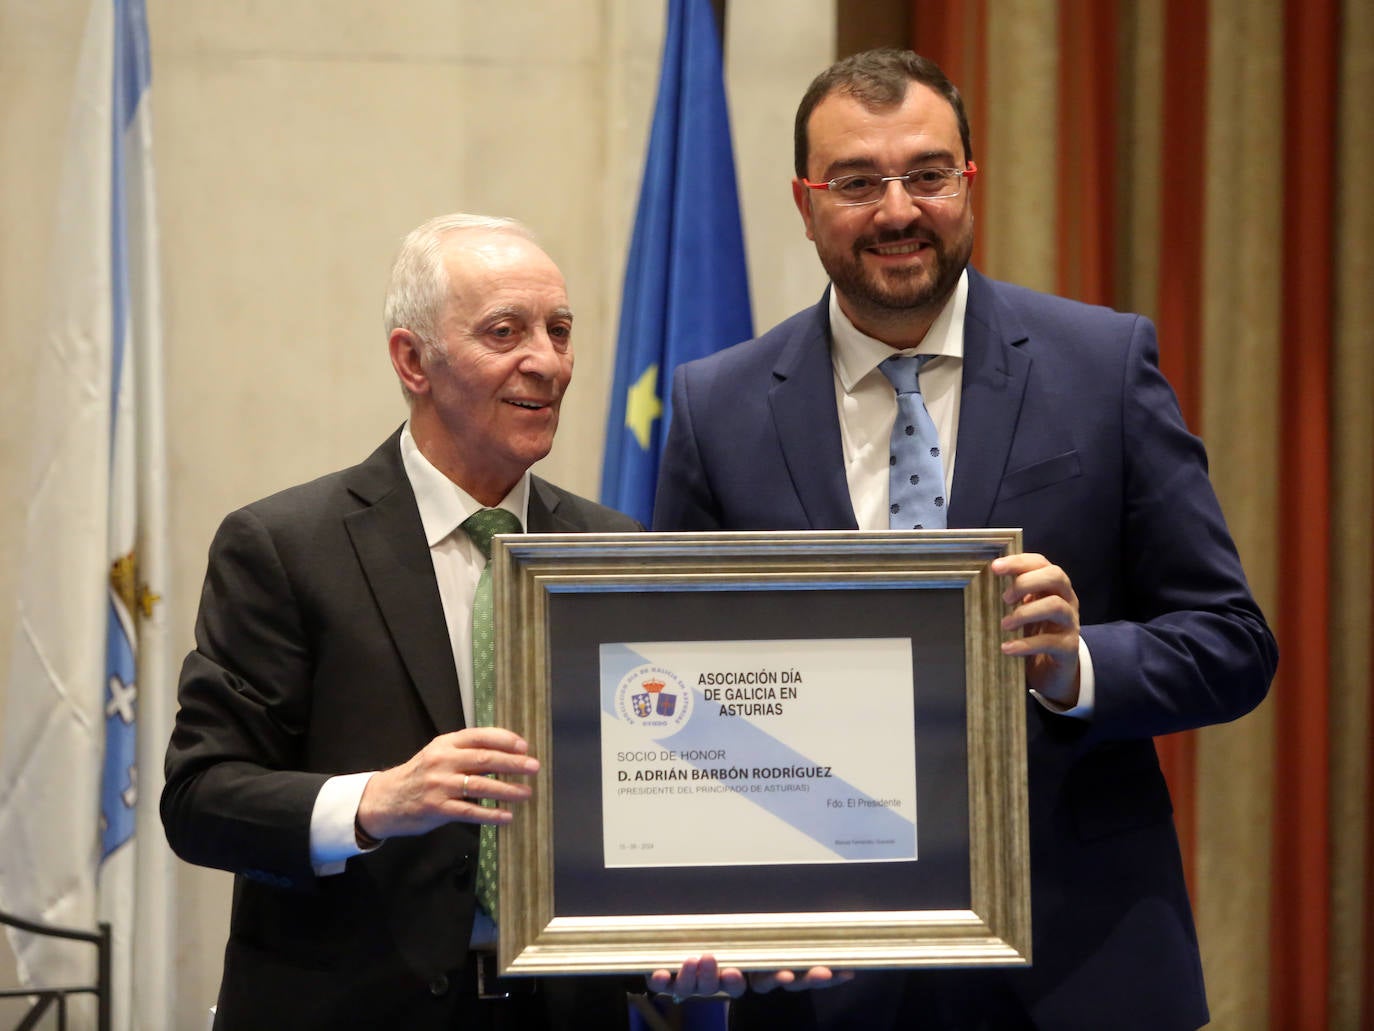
770;296;859;530
948;270;1032;529
528;477;569;532
343;432;464;733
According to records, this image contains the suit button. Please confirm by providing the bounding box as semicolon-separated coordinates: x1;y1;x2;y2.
429;973;450;996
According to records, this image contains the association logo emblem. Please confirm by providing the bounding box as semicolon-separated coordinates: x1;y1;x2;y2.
615;664;692;735
632;678;679;718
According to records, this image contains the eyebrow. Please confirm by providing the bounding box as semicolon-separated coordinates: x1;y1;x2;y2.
822;150;958;177
483;305;574;321
478;304;574;327
482;304;524;323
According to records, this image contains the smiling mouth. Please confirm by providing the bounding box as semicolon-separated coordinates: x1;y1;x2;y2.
867;239;928;256
505;399;553;410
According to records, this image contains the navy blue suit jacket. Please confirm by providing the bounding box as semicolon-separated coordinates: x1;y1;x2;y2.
653;270;1277;1030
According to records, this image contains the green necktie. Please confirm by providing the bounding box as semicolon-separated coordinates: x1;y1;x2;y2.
462;507;522;919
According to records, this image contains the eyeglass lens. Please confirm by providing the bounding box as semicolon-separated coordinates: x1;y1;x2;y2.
835;170;962;204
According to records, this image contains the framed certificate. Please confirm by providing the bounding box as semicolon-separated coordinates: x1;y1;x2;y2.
491;530;1029;975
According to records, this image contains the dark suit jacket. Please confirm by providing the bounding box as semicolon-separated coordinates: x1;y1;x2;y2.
162;429;641;1031
653;270;1277;1031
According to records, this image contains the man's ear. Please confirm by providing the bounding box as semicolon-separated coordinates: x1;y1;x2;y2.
792;178;817;242
389;328;429;397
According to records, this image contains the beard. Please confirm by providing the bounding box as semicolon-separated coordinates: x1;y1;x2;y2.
817;219;973;326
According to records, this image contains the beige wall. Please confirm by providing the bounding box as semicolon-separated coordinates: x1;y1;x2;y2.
0;1;833;1025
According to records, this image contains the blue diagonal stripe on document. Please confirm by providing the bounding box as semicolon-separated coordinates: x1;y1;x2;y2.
599;643;915;860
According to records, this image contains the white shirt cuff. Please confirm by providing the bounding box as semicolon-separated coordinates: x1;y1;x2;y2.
1030;638;1095;719
309;770;378;876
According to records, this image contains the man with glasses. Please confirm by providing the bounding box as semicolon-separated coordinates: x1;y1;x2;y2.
651;49;1276;1030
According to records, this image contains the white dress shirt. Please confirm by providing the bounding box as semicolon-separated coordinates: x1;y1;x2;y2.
827;272;1094;718
829;274;966;527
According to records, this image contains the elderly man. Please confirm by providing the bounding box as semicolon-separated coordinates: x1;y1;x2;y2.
652;50;1277;1031
162;214;641;1030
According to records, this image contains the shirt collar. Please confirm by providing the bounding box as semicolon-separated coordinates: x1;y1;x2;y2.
829;268;969;394
399;423;529;547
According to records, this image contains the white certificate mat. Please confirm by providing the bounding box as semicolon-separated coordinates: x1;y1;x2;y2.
600;638;917;868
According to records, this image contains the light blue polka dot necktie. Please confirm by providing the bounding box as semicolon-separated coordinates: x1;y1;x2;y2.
461;506;522;920
878;354;947;530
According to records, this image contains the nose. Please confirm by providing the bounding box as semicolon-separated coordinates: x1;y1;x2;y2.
517;329;565;380
871;177;921;228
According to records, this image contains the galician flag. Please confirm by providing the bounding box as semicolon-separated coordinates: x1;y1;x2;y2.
0;1;174;1027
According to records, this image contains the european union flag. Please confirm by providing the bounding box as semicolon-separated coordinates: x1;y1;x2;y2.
600;0;753;526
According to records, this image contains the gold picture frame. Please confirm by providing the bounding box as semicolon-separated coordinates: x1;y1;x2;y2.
492;530;1029;975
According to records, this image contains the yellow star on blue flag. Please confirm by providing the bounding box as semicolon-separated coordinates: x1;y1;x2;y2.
625;364;663;450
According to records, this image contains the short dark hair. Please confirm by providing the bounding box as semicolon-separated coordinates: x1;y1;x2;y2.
793;48;973;178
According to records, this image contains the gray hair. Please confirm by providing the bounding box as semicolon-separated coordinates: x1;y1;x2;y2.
383;213;537;396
